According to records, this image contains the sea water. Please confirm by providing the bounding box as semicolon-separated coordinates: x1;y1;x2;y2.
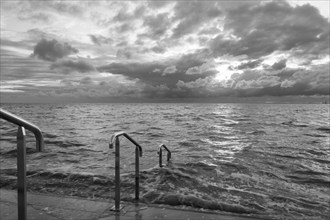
0;103;329;219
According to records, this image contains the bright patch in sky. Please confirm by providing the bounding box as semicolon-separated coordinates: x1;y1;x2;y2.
214;65;237;82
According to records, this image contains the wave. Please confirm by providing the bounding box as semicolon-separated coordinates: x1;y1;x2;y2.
0;147;37;157
281;121;309;128
316;127;330;133
0;162;258;215
1;158;329;219
143;192;256;214
285;174;330;187
248;130;266;135
45;139;86;148
1;103;330;219
304;133;327;138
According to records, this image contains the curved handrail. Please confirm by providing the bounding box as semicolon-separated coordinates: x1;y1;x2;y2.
158;144;171;167
109;131;143;212
0;108;44;151
0;108;45;151
109;131;142;156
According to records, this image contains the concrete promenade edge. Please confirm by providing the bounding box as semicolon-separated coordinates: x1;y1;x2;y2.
0;189;272;220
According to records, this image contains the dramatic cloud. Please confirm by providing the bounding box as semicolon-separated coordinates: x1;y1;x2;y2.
272;59;287;70
50;59;96;74
171;1;222;39
1;0;329;102
89;35;113;46
143;12;172;39
31;39;78;61
185;61;218;75
98;49;214;87
236;59;262;70
79;77;93;85
210;1;329;58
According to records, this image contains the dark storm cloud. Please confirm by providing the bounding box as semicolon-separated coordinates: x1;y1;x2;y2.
290;63;330;92
236;59;262;70
174;77;235;99
116;48;134;59
98;62;164;84
60;79;73;87
116;23;132;33
272;59;287;70
228;63;330;97
79;77;93;85
275;68;300;80
134;5;146;17
50;59;96;74
113;10;131;22
171;1;222;39
151;45;166;54
116;46;151;59
143;13;171;39
89;35;113;46
175;49;210;72
210;1;329;58
141;84;171;98
31;39;78;61
98;50;214;87
172;61;330;99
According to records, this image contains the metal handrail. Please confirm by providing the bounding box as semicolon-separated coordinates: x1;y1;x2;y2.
0;108;45;220
109;132;142;212
158;144;171;167
0;108;44;151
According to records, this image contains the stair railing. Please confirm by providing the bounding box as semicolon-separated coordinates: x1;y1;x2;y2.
109;132;142;212
0;108;44;220
158;144;171;167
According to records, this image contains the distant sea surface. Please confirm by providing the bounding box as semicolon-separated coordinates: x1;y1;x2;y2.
1;103;329;219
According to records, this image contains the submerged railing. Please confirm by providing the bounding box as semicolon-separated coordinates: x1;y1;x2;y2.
0;108;44;220
158;144;171;167
109;132;142;212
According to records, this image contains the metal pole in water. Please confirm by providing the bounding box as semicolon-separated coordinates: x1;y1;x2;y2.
115;137;120;212
17;126;27;220
135;146;139;201
159;148;163;167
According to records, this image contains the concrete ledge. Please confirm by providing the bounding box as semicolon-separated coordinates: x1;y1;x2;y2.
0;189;268;220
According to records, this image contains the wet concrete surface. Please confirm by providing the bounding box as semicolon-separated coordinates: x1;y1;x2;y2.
0;189;270;220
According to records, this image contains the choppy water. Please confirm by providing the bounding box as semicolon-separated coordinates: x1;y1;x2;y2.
0;103;329;219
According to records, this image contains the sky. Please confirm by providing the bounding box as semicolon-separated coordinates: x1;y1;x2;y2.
0;0;329;103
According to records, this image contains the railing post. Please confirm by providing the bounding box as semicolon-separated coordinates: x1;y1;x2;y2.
109;132;143;212
36;134;44;152
114;137;120;212
158;148;163;167
135;146;139;201
17;126;27;220
158;144;171;168
0;109;45;219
